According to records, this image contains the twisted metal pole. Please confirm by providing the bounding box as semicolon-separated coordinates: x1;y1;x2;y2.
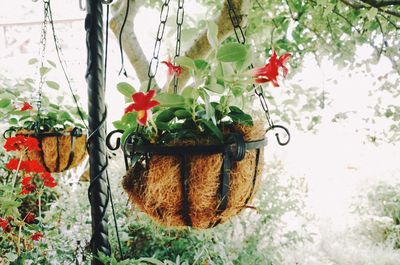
85;0;111;263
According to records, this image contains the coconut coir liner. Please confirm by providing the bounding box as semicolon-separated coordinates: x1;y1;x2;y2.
18;129;87;173
123;123;265;228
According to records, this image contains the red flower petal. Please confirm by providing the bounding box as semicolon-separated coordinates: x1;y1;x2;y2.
24;212;36;223
20;102;33;111
137;110;147;126
146;100;160;109
25;137;40;151
6;158;22;171
24;160;45;174
31;231;43;241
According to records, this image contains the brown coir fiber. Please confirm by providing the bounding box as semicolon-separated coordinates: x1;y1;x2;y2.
18;129;87;173
123;122;265;228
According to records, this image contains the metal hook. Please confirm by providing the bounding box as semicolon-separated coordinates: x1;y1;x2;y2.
101;0;114;4
106;129;124;151
79;0;86;11
265;125;290;146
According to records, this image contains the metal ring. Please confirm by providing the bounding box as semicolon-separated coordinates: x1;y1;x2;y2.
265;125;290;146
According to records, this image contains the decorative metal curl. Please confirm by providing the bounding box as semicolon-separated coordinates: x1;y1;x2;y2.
266;125;290;146
105;129;124;151
3;128;16;139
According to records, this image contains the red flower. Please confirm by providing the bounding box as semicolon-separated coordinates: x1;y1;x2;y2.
6;158;23;171
25;137;41;151
162;59;182;77
21;176;36;194
20;101;33;111
251;50;291;87
24;160;45;174
124;90;160;126
0;218;11;233
24;212;36;223
31;231;43;241
4;136;40;152
41;172;57;188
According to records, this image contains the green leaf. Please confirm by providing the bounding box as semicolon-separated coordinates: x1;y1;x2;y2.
117;82;136;98
156;109;175;122
216;43;247;62
181;86;199;99
47;59;57;68
122;112;138;126
40;66;51;76
194;59;210;71
46;80;60;90
174;109;192;119
228;111;253;126
155;121;170;131
5;252;18;262
201;120;223;142
28;58;38;65
207;21;219;48
59;111;73;122
154;93;185;108
175;56;195;69
112;120;125;130
0;98;11;108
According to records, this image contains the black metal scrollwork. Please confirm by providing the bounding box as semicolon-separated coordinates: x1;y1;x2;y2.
105;129;124;151
266;125;291;146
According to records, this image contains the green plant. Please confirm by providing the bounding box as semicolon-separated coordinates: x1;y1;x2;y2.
113;41;290;144
0;135;58;264
353;182;400;248
0;60;87;133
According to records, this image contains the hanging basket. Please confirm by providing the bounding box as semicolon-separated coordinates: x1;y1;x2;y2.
15;128;87;173
121;122;266;228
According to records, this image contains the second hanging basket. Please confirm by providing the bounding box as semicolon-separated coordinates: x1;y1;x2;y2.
121;122;266;228
15;127;87;173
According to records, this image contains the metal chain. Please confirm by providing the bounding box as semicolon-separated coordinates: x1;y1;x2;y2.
226;0;274;128
173;0;184;93
47;0;88;129
147;0;171;91
35;0;50;129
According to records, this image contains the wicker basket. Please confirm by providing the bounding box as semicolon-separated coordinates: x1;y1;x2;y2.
17;128;87;173
122;123;266;228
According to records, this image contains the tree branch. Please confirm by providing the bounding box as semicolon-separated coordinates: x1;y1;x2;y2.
359;0;400;7
110;0;156;86
177;0;251;89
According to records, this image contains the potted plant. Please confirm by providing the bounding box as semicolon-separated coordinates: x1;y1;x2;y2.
0;61;87;173
112;43;290;228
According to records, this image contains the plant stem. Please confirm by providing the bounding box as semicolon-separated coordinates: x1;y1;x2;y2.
11;152;24;193
17;225;22;255
38;193;42;222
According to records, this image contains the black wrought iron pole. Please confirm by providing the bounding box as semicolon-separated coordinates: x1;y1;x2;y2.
85;0;111;263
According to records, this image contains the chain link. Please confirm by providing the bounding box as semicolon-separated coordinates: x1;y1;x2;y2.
147;0;171;91
226;0;274;128
36;0;50;121
173;0;184;93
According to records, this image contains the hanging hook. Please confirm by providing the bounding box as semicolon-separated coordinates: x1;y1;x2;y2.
79;0;86;11
265;125;290;146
